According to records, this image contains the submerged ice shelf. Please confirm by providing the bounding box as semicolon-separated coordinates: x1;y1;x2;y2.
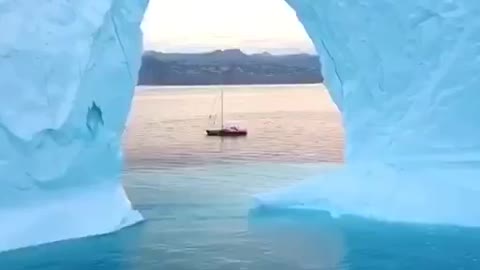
255;0;480;227
1;0;480;253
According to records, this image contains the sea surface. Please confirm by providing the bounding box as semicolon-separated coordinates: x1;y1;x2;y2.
2;84;480;270
125;84;343;169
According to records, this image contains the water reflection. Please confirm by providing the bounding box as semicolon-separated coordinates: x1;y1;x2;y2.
248;208;347;270
250;207;480;270
0;225;144;270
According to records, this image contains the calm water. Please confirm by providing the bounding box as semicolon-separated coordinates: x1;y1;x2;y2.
2;85;480;270
125;84;343;169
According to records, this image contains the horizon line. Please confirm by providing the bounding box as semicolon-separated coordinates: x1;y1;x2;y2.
143;48;318;56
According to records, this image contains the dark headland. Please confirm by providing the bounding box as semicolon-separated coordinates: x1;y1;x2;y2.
138;49;323;86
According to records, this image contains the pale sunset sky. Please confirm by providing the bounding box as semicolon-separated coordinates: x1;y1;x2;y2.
141;0;316;54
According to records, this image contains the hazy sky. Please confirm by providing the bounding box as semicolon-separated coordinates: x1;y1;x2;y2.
141;0;316;54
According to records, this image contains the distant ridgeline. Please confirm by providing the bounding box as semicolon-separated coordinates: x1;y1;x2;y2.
138;49;323;86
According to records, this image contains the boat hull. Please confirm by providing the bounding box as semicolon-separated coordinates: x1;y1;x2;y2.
206;129;248;137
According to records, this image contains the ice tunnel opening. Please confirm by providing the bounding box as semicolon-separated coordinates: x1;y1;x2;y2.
126;0;339;168
4;0;480;255
0;0;334;254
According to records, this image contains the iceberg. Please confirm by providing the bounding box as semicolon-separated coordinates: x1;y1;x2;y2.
0;0;147;252
1;0;479;253
256;0;480;227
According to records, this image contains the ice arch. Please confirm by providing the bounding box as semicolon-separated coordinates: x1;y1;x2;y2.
0;0;479;252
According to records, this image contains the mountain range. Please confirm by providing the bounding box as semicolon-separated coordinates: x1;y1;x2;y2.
138;49;323;86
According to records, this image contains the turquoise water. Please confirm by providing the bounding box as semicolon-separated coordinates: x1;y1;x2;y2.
3;163;480;269
1;85;480;269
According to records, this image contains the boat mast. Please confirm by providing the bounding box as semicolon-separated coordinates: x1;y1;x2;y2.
221;87;224;129
220;66;232;130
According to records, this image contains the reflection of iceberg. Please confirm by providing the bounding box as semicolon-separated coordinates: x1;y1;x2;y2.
249;209;345;269
256;0;480;227
0;0;147;251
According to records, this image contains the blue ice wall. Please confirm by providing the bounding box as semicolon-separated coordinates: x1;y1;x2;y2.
287;0;480;163
256;0;480;227
0;0;148;252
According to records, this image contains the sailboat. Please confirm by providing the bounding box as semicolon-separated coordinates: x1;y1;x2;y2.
206;87;247;137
